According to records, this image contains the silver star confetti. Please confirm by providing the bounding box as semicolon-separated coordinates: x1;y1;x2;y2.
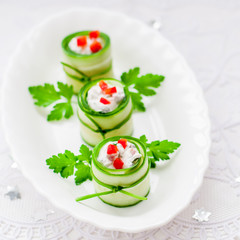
149;19;162;31
235;177;240;183
11;162;19;169
47;209;55;214
32;208;55;222
192;208;211;222
4;186;21;200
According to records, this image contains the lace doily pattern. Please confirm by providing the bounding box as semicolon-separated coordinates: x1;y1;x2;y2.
1;0;240;239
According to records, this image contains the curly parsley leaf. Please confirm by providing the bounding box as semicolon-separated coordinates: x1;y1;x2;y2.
28;83;61;107
139;135;148;145
121;68;165;111
75;162;92;185
47;102;73;121
135;74;164;96
46;145;93;185
78;144;92;164
130;92;145;111
121;67;140;86
46;150;77;178
29;82;74;121
139;135;181;168
57;81;74;100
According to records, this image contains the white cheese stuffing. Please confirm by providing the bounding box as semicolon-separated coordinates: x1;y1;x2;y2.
98;141;142;169
87;82;125;113
68;36;104;55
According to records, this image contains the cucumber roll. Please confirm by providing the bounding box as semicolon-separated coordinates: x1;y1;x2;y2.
91;136;150;207
77;79;133;146
61;30;113;93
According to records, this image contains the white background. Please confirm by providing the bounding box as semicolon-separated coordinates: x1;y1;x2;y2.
1;0;240;239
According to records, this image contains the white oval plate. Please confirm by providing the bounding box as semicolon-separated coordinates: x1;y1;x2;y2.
1;9;210;232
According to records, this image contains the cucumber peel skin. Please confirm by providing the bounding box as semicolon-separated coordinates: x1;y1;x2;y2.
61;61;113;80
78;118;134;147
61;61;114;93
77;79;134;146
65;67;114;94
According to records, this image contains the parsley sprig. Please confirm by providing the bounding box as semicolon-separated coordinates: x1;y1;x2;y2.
140;135;181;168
29;67;164;121
46;136;180;186
121;67;165;111
28;82;74;121
46;145;92;185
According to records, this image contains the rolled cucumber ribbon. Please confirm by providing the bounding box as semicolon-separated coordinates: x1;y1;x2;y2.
77;79;133;146
76;136;150;207
61;31;113;93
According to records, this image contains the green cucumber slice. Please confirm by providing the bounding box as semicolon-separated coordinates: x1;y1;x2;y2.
96;175;150;207
79;115;133;146
77;79;133;146
61;62;90;81
62;31;111;62
63;62;113;93
61;31;113;92
91;136;150;207
61;58;112;77
98;188;150;208
92;136;147;179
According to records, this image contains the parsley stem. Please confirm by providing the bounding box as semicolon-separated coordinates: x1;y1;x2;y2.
76;191;113;202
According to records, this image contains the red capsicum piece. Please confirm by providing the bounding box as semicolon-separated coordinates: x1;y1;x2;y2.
100;97;111;105
113;158;124;169
90;40;102;53
89;30;100;39
77;36;87;47
107;144;118;154
104;87;117;95
99;80;108;91
118;139;128;149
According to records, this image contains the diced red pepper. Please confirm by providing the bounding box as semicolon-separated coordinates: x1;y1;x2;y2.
77;36;87;47
100;97;111;105
99;80;108;91
107;144;118;154
113;158;124;169
118;139;127;149
104;87;117;95
89;30;100;39
90;40;102;53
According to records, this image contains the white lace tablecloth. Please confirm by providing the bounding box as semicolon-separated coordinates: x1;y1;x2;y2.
1;0;240;239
